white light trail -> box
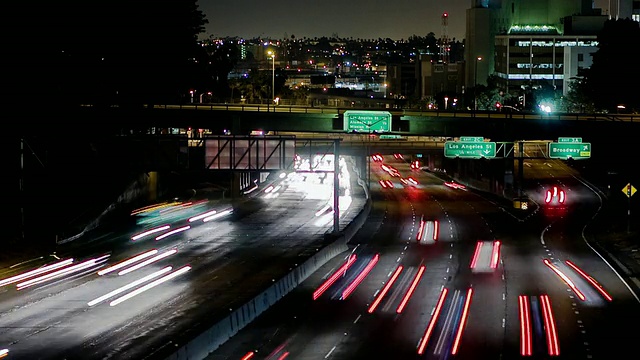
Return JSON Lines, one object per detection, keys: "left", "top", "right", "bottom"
{"left": 88, "top": 266, "right": 173, "bottom": 306}
{"left": 17, "top": 255, "right": 110, "bottom": 290}
{"left": 155, "top": 225, "right": 190, "bottom": 241}
{"left": 131, "top": 225, "right": 170, "bottom": 241}
{"left": 117, "top": 249, "right": 178, "bottom": 276}
{"left": 0, "top": 258, "right": 74, "bottom": 287}
{"left": 202, "top": 209, "right": 233, "bottom": 222}
{"left": 188, "top": 210, "right": 217, "bottom": 222}
{"left": 97, "top": 249, "right": 159, "bottom": 276}
{"left": 110, "top": 265, "right": 191, "bottom": 306}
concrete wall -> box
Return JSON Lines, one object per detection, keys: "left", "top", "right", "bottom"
{"left": 162, "top": 161, "right": 372, "bottom": 360}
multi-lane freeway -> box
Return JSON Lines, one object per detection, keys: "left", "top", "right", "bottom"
{"left": 209, "top": 155, "right": 640, "bottom": 359}
{"left": 0, "top": 162, "right": 366, "bottom": 360}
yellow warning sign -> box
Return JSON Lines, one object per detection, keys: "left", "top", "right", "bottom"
{"left": 622, "top": 183, "right": 637, "bottom": 198}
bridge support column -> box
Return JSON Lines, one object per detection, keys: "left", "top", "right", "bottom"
{"left": 333, "top": 140, "right": 340, "bottom": 234}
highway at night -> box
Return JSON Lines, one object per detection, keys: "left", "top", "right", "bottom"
{"left": 0, "top": 160, "right": 366, "bottom": 360}
{"left": 210, "top": 155, "right": 640, "bottom": 360}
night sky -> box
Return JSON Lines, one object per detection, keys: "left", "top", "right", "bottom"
{"left": 199, "top": 0, "right": 471, "bottom": 41}
{"left": 199, "top": 0, "right": 612, "bottom": 41}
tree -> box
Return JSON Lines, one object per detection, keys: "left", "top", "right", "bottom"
{"left": 585, "top": 18, "right": 640, "bottom": 112}
{"left": 10, "top": 0, "right": 209, "bottom": 107}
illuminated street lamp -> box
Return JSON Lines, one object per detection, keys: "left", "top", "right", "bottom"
{"left": 474, "top": 56, "right": 482, "bottom": 111}
{"left": 267, "top": 50, "right": 275, "bottom": 107}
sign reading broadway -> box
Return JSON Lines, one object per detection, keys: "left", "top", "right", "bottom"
{"left": 548, "top": 142, "right": 591, "bottom": 160}
{"left": 343, "top": 110, "right": 392, "bottom": 133}
{"left": 444, "top": 141, "right": 497, "bottom": 159}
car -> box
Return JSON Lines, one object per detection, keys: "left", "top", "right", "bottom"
{"left": 544, "top": 185, "right": 566, "bottom": 205}
{"left": 416, "top": 216, "right": 439, "bottom": 244}
{"left": 379, "top": 179, "right": 394, "bottom": 188}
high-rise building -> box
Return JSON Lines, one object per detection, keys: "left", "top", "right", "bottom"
{"left": 465, "top": 0, "right": 608, "bottom": 96}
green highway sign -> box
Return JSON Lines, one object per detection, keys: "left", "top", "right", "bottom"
{"left": 558, "top": 137, "right": 582, "bottom": 143}
{"left": 460, "top": 136, "right": 484, "bottom": 142}
{"left": 548, "top": 142, "right": 591, "bottom": 159}
{"left": 444, "top": 141, "right": 497, "bottom": 159}
{"left": 344, "top": 110, "right": 392, "bottom": 133}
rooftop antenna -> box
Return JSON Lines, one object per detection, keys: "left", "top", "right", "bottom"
{"left": 440, "top": 12, "right": 450, "bottom": 63}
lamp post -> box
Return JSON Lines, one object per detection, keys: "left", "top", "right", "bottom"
{"left": 268, "top": 50, "right": 275, "bottom": 108}
{"left": 474, "top": 56, "right": 482, "bottom": 111}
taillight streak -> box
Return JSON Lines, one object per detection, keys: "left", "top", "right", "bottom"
{"left": 0, "top": 258, "right": 74, "bottom": 287}
{"left": 396, "top": 265, "right": 425, "bottom": 313}
{"left": 565, "top": 260, "right": 613, "bottom": 301}
{"left": 540, "top": 295, "right": 560, "bottom": 356}
{"left": 313, "top": 254, "right": 356, "bottom": 300}
{"left": 368, "top": 265, "right": 403, "bottom": 313}
{"left": 432, "top": 220, "right": 439, "bottom": 241}
{"left": 342, "top": 254, "right": 379, "bottom": 300}
{"left": 240, "top": 351, "right": 255, "bottom": 360}
{"left": 470, "top": 242, "right": 482, "bottom": 269}
{"left": 490, "top": 241, "right": 501, "bottom": 269}
{"left": 417, "top": 287, "right": 449, "bottom": 355}
{"left": 416, "top": 220, "right": 425, "bottom": 242}
{"left": 543, "top": 259, "right": 585, "bottom": 300}
{"left": 451, "top": 288, "right": 473, "bottom": 355}
{"left": 519, "top": 295, "right": 533, "bottom": 356}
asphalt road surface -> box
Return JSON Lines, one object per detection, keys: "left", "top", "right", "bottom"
{"left": 209, "top": 156, "right": 640, "bottom": 360}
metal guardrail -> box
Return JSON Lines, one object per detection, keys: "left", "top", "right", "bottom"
{"left": 147, "top": 103, "right": 639, "bottom": 122}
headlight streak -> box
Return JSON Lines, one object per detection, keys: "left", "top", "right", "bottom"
{"left": 117, "top": 248, "right": 178, "bottom": 276}
{"left": 396, "top": 265, "right": 426, "bottom": 314}
{"left": 540, "top": 294, "right": 560, "bottom": 356}
{"left": 417, "top": 287, "right": 449, "bottom": 355}
{"left": 131, "top": 225, "right": 171, "bottom": 241}
{"left": 0, "top": 258, "right": 74, "bottom": 287}
{"left": 564, "top": 260, "right": 613, "bottom": 301}
{"left": 433, "top": 289, "right": 462, "bottom": 355}
{"left": 109, "top": 265, "right": 191, "bottom": 306}
{"left": 519, "top": 295, "right": 533, "bottom": 356}
{"left": 0, "top": 349, "right": 8, "bottom": 358}
{"left": 88, "top": 266, "right": 173, "bottom": 306}
{"left": 155, "top": 225, "right": 190, "bottom": 241}
{"left": 17, "top": 255, "right": 110, "bottom": 290}
{"left": 97, "top": 249, "right": 159, "bottom": 276}
{"left": 367, "top": 265, "right": 403, "bottom": 314}
{"left": 543, "top": 259, "right": 585, "bottom": 301}
{"left": 451, "top": 288, "right": 473, "bottom": 355}
{"left": 188, "top": 210, "right": 217, "bottom": 222}
{"left": 313, "top": 254, "right": 356, "bottom": 300}
{"left": 202, "top": 209, "right": 233, "bottom": 222}
{"left": 341, "top": 254, "right": 379, "bottom": 300}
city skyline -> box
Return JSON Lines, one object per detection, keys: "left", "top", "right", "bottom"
{"left": 199, "top": 0, "right": 469, "bottom": 41}
{"left": 200, "top": 0, "right": 615, "bottom": 41}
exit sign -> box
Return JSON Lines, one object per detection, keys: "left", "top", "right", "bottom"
{"left": 548, "top": 142, "right": 591, "bottom": 159}
{"left": 558, "top": 137, "right": 582, "bottom": 143}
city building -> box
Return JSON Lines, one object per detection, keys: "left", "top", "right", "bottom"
{"left": 465, "top": 0, "right": 608, "bottom": 97}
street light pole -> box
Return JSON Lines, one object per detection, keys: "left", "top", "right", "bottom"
{"left": 268, "top": 51, "right": 275, "bottom": 109}
{"left": 474, "top": 56, "right": 482, "bottom": 111}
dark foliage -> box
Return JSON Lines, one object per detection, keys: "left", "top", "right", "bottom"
{"left": 6, "top": 0, "right": 208, "bottom": 108}
{"left": 585, "top": 19, "right": 640, "bottom": 112}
